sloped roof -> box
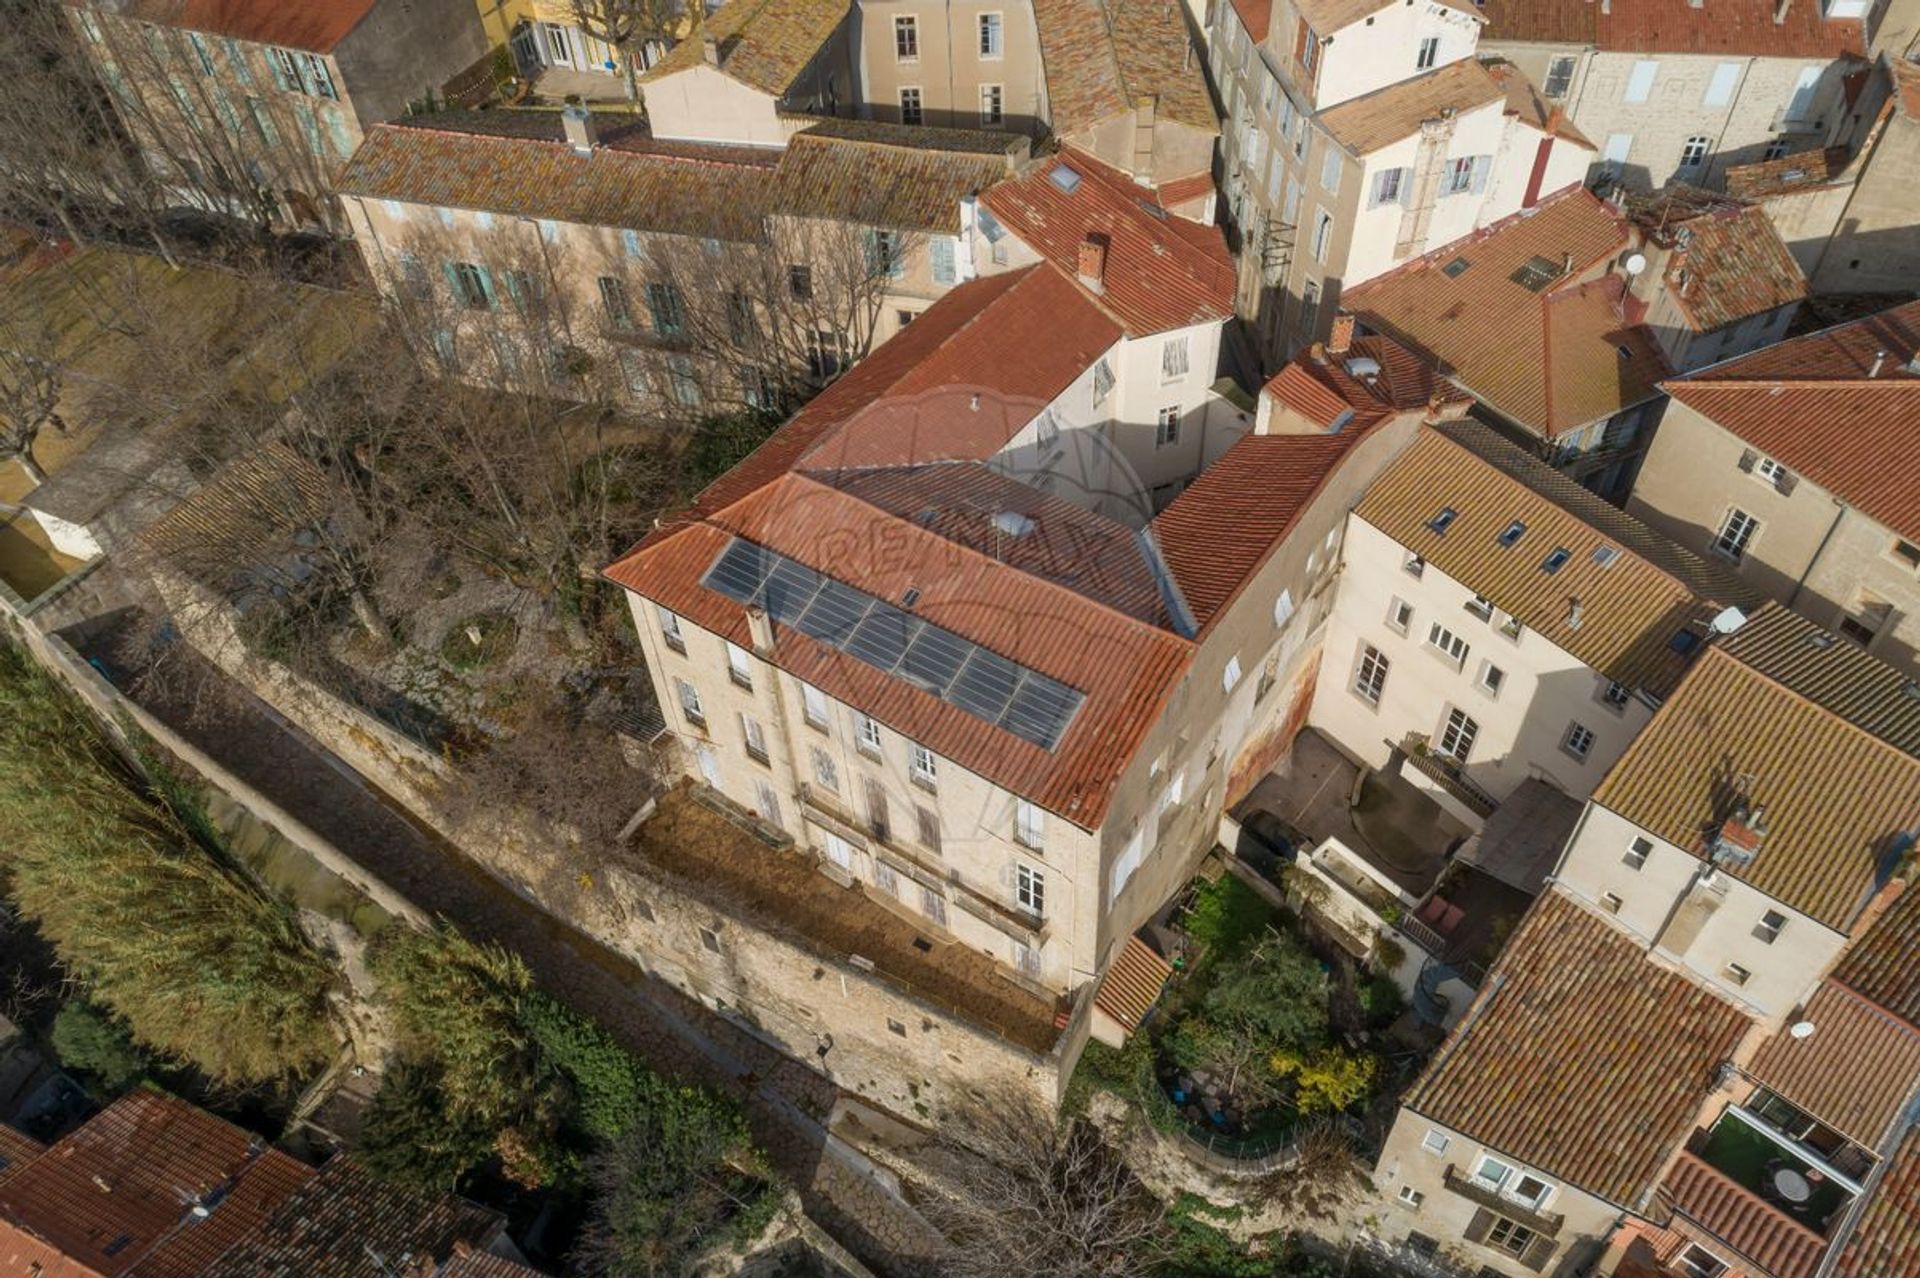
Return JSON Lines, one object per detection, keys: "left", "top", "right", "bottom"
{"left": 1724, "top": 146, "right": 1850, "bottom": 199}
{"left": 1345, "top": 188, "right": 1670, "bottom": 436}
{"left": 1477, "top": 0, "right": 1865, "bottom": 58}
{"left": 604, "top": 267, "right": 1192, "bottom": 827}
{"left": 1663, "top": 300, "right": 1920, "bottom": 544}
{"left": 335, "top": 117, "right": 779, "bottom": 242}
{"left": 1650, "top": 204, "right": 1808, "bottom": 333}
{"left": 1661, "top": 1153, "right": 1829, "bottom": 1278}
{"left": 776, "top": 121, "right": 1019, "bottom": 233}
{"left": 1746, "top": 981, "right": 1920, "bottom": 1147}
{"left": 1093, "top": 935, "right": 1173, "bottom": 1031}
{"left": 1297, "top": 0, "right": 1480, "bottom": 34}
{"left": 199, "top": 1155, "right": 500, "bottom": 1277}
{"left": 1486, "top": 60, "right": 1595, "bottom": 149}
{"left": 1407, "top": 891, "right": 1752, "bottom": 1208}
{"left": 1715, "top": 604, "right": 1920, "bottom": 756}
{"left": 1319, "top": 60, "right": 1507, "bottom": 156}
{"left": 0, "top": 1091, "right": 313, "bottom": 1278}
{"left": 93, "top": 0, "right": 380, "bottom": 53}
{"left": 642, "top": 0, "right": 851, "bottom": 94}
{"left": 1152, "top": 431, "right": 1370, "bottom": 630}
{"left": 1591, "top": 645, "right": 1920, "bottom": 930}
{"left": 980, "top": 149, "right": 1236, "bottom": 337}
{"left": 1262, "top": 333, "right": 1453, "bottom": 430}
{"left": 1832, "top": 1122, "right": 1920, "bottom": 1278}
{"left": 1032, "top": 0, "right": 1217, "bottom": 138}
{"left": 1834, "top": 882, "right": 1920, "bottom": 1027}
{"left": 0, "top": 1128, "right": 41, "bottom": 1192}
{"left": 441, "top": 1249, "right": 549, "bottom": 1277}
{"left": 1354, "top": 422, "right": 1747, "bottom": 697}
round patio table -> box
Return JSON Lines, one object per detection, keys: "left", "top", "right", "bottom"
{"left": 1773, "top": 1168, "right": 1813, "bottom": 1204}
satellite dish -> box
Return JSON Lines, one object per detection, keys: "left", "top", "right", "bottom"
{"left": 1790, "top": 1020, "right": 1816, "bottom": 1040}
{"left": 1710, "top": 606, "right": 1749, "bottom": 635}
{"left": 1623, "top": 251, "right": 1648, "bottom": 276}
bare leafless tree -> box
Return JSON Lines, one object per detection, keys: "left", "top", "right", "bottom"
{"left": 920, "top": 1097, "right": 1171, "bottom": 1278}
{"left": 569, "top": 0, "right": 691, "bottom": 100}
{"left": 0, "top": 325, "right": 68, "bottom": 488}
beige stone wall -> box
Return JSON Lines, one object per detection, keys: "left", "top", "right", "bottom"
{"left": 1810, "top": 114, "right": 1920, "bottom": 294}
{"left": 855, "top": 0, "right": 1045, "bottom": 135}
{"left": 1629, "top": 399, "right": 1920, "bottom": 679}
{"left": 1371, "top": 1110, "right": 1619, "bottom": 1278}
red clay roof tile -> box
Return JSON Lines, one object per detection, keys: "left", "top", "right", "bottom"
{"left": 1662, "top": 1152, "right": 1829, "bottom": 1278}
{"left": 1479, "top": 0, "right": 1865, "bottom": 58}
{"left": 1832, "top": 1122, "right": 1920, "bottom": 1278}
{"left": 1746, "top": 981, "right": 1920, "bottom": 1148}
{"left": 97, "top": 0, "right": 381, "bottom": 53}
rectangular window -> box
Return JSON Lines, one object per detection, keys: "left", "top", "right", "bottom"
{"left": 753, "top": 778, "right": 780, "bottom": 824}
{"left": 1703, "top": 62, "right": 1741, "bottom": 108}
{"left": 246, "top": 97, "right": 280, "bottom": 147}
{"left": 268, "top": 46, "right": 300, "bottom": 91}
{"left": 741, "top": 712, "right": 768, "bottom": 763}
{"left": 1714, "top": 508, "right": 1759, "bottom": 560}
{"left": 921, "top": 883, "right": 948, "bottom": 925}
{"left": 1465, "top": 594, "right": 1494, "bottom": 622}
{"left": 675, "top": 678, "right": 705, "bottom": 727}
{"left": 917, "top": 805, "right": 941, "bottom": 853}
{"left": 1155, "top": 406, "right": 1180, "bottom": 448}
{"left": 1403, "top": 552, "right": 1425, "bottom": 578}
{"left": 1016, "top": 799, "right": 1045, "bottom": 850}
{"left": 1300, "top": 279, "right": 1320, "bottom": 332}
{"left": 1786, "top": 65, "right": 1821, "bottom": 121}
{"left": 855, "top": 713, "right": 882, "bottom": 756}
{"left": 446, "top": 261, "right": 495, "bottom": 311}
{"left": 639, "top": 282, "right": 683, "bottom": 337}
{"left": 1354, "top": 644, "right": 1389, "bottom": 705}
{"left": 811, "top": 746, "right": 838, "bottom": 793}
{"left": 788, "top": 264, "right": 812, "bottom": 299}
{"left": 1563, "top": 722, "right": 1596, "bottom": 761}
{"left": 894, "top": 15, "right": 917, "bottom": 59}
{"left": 1601, "top": 680, "right": 1631, "bottom": 710}
{"left": 1399, "top": 1185, "right": 1424, "bottom": 1206}
{"left": 1601, "top": 892, "right": 1623, "bottom": 914}
{"left": 1426, "top": 623, "right": 1469, "bottom": 669}
{"left": 1016, "top": 863, "right": 1045, "bottom": 916}
{"left": 801, "top": 683, "right": 829, "bottom": 730}
{"left": 1544, "top": 54, "right": 1574, "bottom": 98}
{"left": 1298, "top": 20, "right": 1320, "bottom": 73}
{"left": 1312, "top": 211, "right": 1334, "bottom": 262}
{"left": 301, "top": 52, "right": 336, "bottom": 99}
{"left": 1488, "top": 1217, "right": 1536, "bottom": 1256}
{"left": 1444, "top": 155, "right": 1476, "bottom": 195}
{"left": 980, "top": 83, "right": 1003, "bottom": 126}
{"left": 1754, "top": 909, "right": 1787, "bottom": 944}
{"left": 1416, "top": 35, "right": 1439, "bottom": 69}
{"left": 979, "top": 12, "right": 1003, "bottom": 57}
{"left": 1679, "top": 134, "right": 1710, "bottom": 173}
{"left": 1386, "top": 598, "right": 1414, "bottom": 635}
{"left": 1753, "top": 455, "right": 1790, "bottom": 487}
{"left": 1478, "top": 662, "right": 1505, "bottom": 698}
{"left": 873, "top": 860, "right": 899, "bottom": 895}
{"left": 899, "top": 87, "right": 923, "bottom": 125}
{"left": 1369, "top": 167, "right": 1404, "bottom": 209}
{"left": 1161, "top": 335, "right": 1190, "bottom": 381}
{"left": 1603, "top": 133, "right": 1633, "bottom": 176}
{"left": 1438, "top": 708, "right": 1478, "bottom": 761}
{"left": 667, "top": 354, "right": 700, "bottom": 406}
{"left": 930, "top": 237, "right": 957, "bottom": 285}
{"left": 656, "top": 606, "right": 685, "bottom": 653}
{"left": 1679, "top": 1245, "right": 1729, "bottom": 1278}
{"left": 1319, "top": 146, "right": 1342, "bottom": 192}
{"left": 1725, "top": 962, "right": 1752, "bottom": 987}
{"left": 598, "top": 277, "right": 634, "bottom": 329}
{"left": 1624, "top": 59, "right": 1659, "bottom": 104}
{"left": 911, "top": 744, "right": 937, "bottom": 787}
{"left": 1625, "top": 836, "right": 1652, "bottom": 870}
{"left": 823, "top": 832, "right": 854, "bottom": 870}
{"left": 864, "top": 775, "right": 890, "bottom": 841}
{"left": 1422, "top": 1129, "right": 1450, "bottom": 1156}
{"left": 726, "top": 640, "right": 752, "bottom": 689}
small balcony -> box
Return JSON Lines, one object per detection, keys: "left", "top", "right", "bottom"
{"left": 1395, "top": 732, "right": 1498, "bottom": 820}
{"left": 1442, "top": 1164, "right": 1565, "bottom": 1236}
{"left": 1690, "top": 1106, "right": 1862, "bottom": 1236}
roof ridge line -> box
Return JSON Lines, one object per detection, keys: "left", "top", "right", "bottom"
{"left": 1709, "top": 640, "right": 1920, "bottom": 773}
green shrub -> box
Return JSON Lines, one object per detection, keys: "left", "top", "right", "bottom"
{"left": 1182, "top": 874, "right": 1276, "bottom": 958}
{"left": 1357, "top": 974, "right": 1405, "bottom": 1029}
{"left": 1167, "top": 933, "right": 1330, "bottom": 1113}
{"left": 50, "top": 1001, "right": 148, "bottom": 1092}
{"left": 678, "top": 409, "right": 783, "bottom": 497}
{"left": 522, "top": 990, "right": 661, "bottom": 1143}
{"left": 359, "top": 1059, "right": 498, "bottom": 1190}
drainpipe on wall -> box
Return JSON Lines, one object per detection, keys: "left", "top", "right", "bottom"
{"left": 1787, "top": 496, "right": 1849, "bottom": 608}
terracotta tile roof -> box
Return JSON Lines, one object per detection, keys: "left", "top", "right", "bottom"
{"left": 1262, "top": 334, "right": 1457, "bottom": 429}
{"left": 199, "top": 1154, "right": 500, "bottom": 1277}
{"left": 1319, "top": 60, "right": 1507, "bottom": 156}
{"left": 1661, "top": 1152, "right": 1829, "bottom": 1278}
{"left": 1833, "top": 1122, "right": 1920, "bottom": 1278}
{"left": 980, "top": 149, "right": 1235, "bottom": 337}
{"left": 1227, "top": 0, "right": 1272, "bottom": 42}
{"left": 0, "top": 1091, "right": 312, "bottom": 1278}
{"left": 1486, "top": 60, "right": 1595, "bottom": 149}
{"left": 1297, "top": 0, "right": 1479, "bottom": 34}
{"left": 1354, "top": 422, "right": 1747, "bottom": 697}
{"left": 1478, "top": 0, "right": 1865, "bottom": 58}
{"left": 1662, "top": 300, "right": 1920, "bottom": 544}
{"left": 1647, "top": 204, "right": 1807, "bottom": 334}
{"left": 1345, "top": 189, "right": 1669, "bottom": 436}
{"left": 1032, "top": 0, "right": 1217, "bottom": 138}
{"left": 335, "top": 119, "right": 778, "bottom": 241}
{"left": 0, "top": 1129, "right": 42, "bottom": 1191}
{"left": 1093, "top": 935, "right": 1173, "bottom": 1031}
{"left": 1407, "top": 891, "right": 1752, "bottom": 1208}
{"left": 1724, "top": 146, "right": 1851, "bottom": 199}
{"left": 1152, "top": 431, "right": 1370, "bottom": 629}
{"left": 1715, "top": 605, "right": 1920, "bottom": 757}
{"left": 1746, "top": 981, "right": 1920, "bottom": 1147}
{"left": 1591, "top": 646, "right": 1920, "bottom": 930}
{"left": 1834, "top": 883, "right": 1920, "bottom": 1027}
{"left": 442, "top": 1248, "right": 548, "bottom": 1277}
{"left": 775, "top": 124, "right": 1018, "bottom": 233}
{"left": 92, "top": 0, "right": 380, "bottom": 53}
{"left": 642, "top": 0, "right": 851, "bottom": 94}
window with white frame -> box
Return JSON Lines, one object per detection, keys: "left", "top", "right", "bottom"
{"left": 1625, "top": 835, "right": 1652, "bottom": 869}
{"left": 1725, "top": 962, "right": 1752, "bottom": 986}
{"left": 1753, "top": 454, "right": 1790, "bottom": 487}
{"left": 1013, "top": 939, "right": 1041, "bottom": 977}
{"left": 1416, "top": 35, "right": 1439, "bottom": 69}
{"left": 1488, "top": 1216, "right": 1537, "bottom": 1256}
{"left": 1443, "top": 155, "right": 1478, "bottom": 195}
{"left": 920, "top": 883, "right": 947, "bottom": 925}
{"left": 1015, "top": 799, "right": 1045, "bottom": 849}
{"left": 1319, "top": 145, "right": 1341, "bottom": 191}
{"left": 1601, "top": 679, "right": 1632, "bottom": 710}
{"left": 1714, "top": 508, "right": 1760, "bottom": 560}
{"left": 1354, "top": 644, "right": 1389, "bottom": 705}
{"left": 855, "top": 712, "right": 883, "bottom": 756}
{"left": 1399, "top": 1185, "right": 1425, "bottom": 1206}
{"left": 1403, "top": 551, "right": 1425, "bottom": 578}
{"left": 1222, "top": 655, "right": 1242, "bottom": 692}
{"left": 1312, "top": 211, "right": 1334, "bottom": 261}
{"left": 979, "top": 11, "right": 1003, "bottom": 56}
{"left": 725, "top": 641, "right": 752, "bottom": 689}
{"left": 754, "top": 777, "right": 781, "bottom": 824}
{"left": 874, "top": 860, "right": 899, "bottom": 895}
{"left": 675, "top": 678, "right": 705, "bottom": 727}
{"left": 1161, "top": 335, "right": 1190, "bottom": 381}
{"left": 894, "top": 15, "right": 917, "bottom": 59}
{"left": 1387, "top": 598, "right": 1414, "bottom": 634}
{"left": 1623, "top": 59, "right": 1658, "bottom": 103}
{"left": 1677, "top": 1244, "right": 1729, "bottom": 1278}
{"left": 1563, "top": 721, "right": 1596, "bottom": 761}
{"left": 1426, "top": 622, "right": 1469, "bottom": 668}
{"left": 910, "top": 743, "right": 937, "bottom": 787}
{"left": 811, "top": 746, "right": 838, "bottom": 792}
{"left": 1369, "top": 167, "right": 1405, "bottom": 209}
{"left": 1274, "top": 589, "right": 1296, "bottom": 627}
{"left": 1016, "top": 863, "right": 1045, "bottom": 915}
{"left": 1678, "top": 134, "right": 1710, "bottom": 173}
{"left": 899, "top": 86, "right": 923, "bottom": 124}
{"left": 1601, "top": 891, "right": 1623, "bottom": 914}
{"left": 1438, "top": 708, "right": 1478, "bottom": 761}
{"left": 741, "top": 712, "right": 768, "bottom": 763}
{"left": 1156, "top": 406, "right": 1181, "bottom": 448}
{"left": 823, "top": 831, "right": 854, "bottom": 869}
{"left": 1421, "top": 1129, "right": 1450, "bottom": 1156}
{"left": 1477, "top": 662, "right": 1505, "bottom": 698}
{"left": 979, "top": 83, "right": 1003, "bottom": 126}
{"left": 801, "top": 683, "right": 829, "bottom": 729}
{"left": 1543, "top": 54, "right": 1573, "bottom": 98}
{"left": 657, "top": 605, "right": 685, "bottom": 653}
{"left": 917, "top": 805, "right": 941, "bottom": 853}
{"left": 1465, "top": 594, "right": 1495, "bottom": 622}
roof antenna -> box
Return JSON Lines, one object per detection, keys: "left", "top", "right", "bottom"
{"left": 1870, "top": 349, "right": 1887, "bottom": 378}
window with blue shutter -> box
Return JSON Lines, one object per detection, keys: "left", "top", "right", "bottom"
{"left": 622, "top": 228, "right": 643, "bottom": 258}
{"left": 646, "top": 282, "right": 685, "bottom": 336}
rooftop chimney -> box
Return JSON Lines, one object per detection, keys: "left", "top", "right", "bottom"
{"left": 1566, "top": 598, "right": 1584, "bottom": 630}
{"left": 561, "top": 103, "right": 595, "bottom": 156}
{"left": 1870, "top": 349, "right": 1887, "bottom": 378}
{"left": 747, "top": 606, "right": 774, "bottom": 655}
{"left": 1077, "top": 234, "right": 1108, "bottom": 292}
{"left": 702, "top": 32, "right": 721, "bottom": 65}
{"left": 1328, "top": 313, "right": 1356, "bottom": 355}
{"left": 1711, "top": 804, "right": 1767, "bottom": 868}
{"left": 1775, "top": 0, "right": 1793, "bottom": 22}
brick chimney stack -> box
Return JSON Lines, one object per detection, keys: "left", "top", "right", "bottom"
{"left": 1077, "top": 234, "right": 1108, "bottom": 293}
{"left": 1327, "top": 313, "right": 1356, "bottom": 355}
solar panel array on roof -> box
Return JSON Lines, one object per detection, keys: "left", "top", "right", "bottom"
{"left": 701, "top": 538, "right": 1086, "bottom": 750}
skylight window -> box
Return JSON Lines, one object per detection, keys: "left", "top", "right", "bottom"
{"left": 1497, "top": 520, "right": 1527, "bottom": 548}
{"left": 1048, "top": 164, "right": 1083, "bottom": 194}
{"left": 1670, "top": 629, "right": 1701, "bottom": 655}
{"left": 1511, "top": 255, "right": 1564, "bottom": 292}
{"left": 1540, "top": 547, "right": 1572, "bottom": 574}
{"left": 1442, "top": 256, "right": 1471, "bottom": 278}
{"left": 1428, "top": 507, "right": 1458, "bottom": 535}
{"left": 1591, "top": 545, "right": 1620, "bottom": 567}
